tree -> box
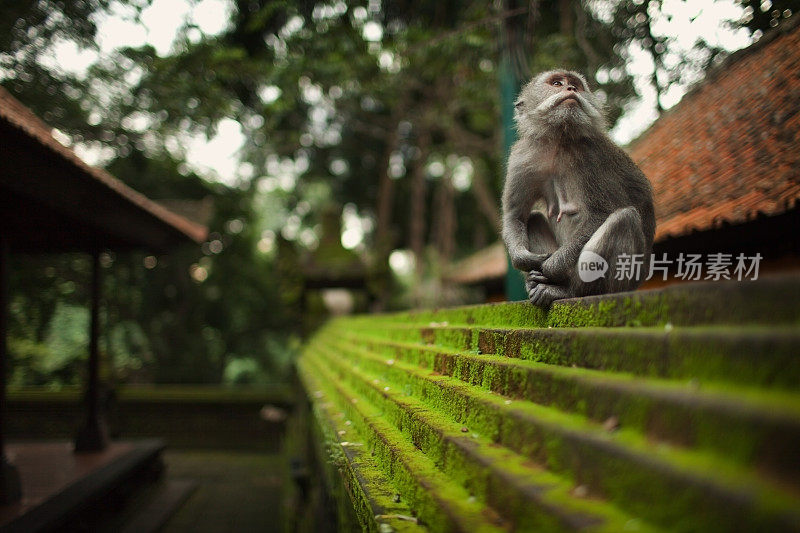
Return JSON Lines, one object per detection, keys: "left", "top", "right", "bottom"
{"left": 8, "top": 0, "right": 770, "bottom": 383}
{"left": 0, "top": 0, "right": 145, "bottom": 138}
{"left": 735, "top": 0, "right": 799, "bottom": 33}
{"left": 606, "top": 0, "right": 797, "bottom": 122}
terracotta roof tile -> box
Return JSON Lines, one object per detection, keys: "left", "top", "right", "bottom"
{"left": 630, "top": 19, "right": 800, "bottom": 241}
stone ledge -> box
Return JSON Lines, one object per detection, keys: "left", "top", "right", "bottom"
{"left": 300, "top": 275, "right": 800, "bottom": 531}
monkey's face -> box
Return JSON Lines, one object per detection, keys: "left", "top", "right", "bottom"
{"left": 514, "top": 70, "right": 606, "bottom": 138}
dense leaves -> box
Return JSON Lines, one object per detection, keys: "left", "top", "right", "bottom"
{"left": 3, "top": 0, "right": 780, "bottom": 384}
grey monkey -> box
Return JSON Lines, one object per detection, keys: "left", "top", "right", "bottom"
{"left": 501, "top": 69, "right": 655, "bottom": 307}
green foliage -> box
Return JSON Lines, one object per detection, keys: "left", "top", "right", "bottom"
{"left": 43, "top": 302, "right": 89, "bottom": 373}
{"left": 223, "top": 357, "right": 268, "bottom": 385}
{"left": 108, "top": 320, "right": 151, "bottom": 380}
{"left": 3, "top": 0, "right": 778, "bottom": 384}
{"left": 0, "top": 0, "right": 147, "bottom": 137}
{"left": 7, "top": 303, "right": 90, "bottom": 388}
{"left": 7, "top": 338, "right": 54, "bottom": 388}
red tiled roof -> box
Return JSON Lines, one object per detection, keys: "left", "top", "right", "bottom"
{"left": 629, "top": 18, "right": 800, "bottom": 241}
{"left": 0, "top": 86, "right": 207, "bottom": 246}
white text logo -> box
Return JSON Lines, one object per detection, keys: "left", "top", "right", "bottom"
{"left": 578, "top": 251, "right": 609, "bottom": 282}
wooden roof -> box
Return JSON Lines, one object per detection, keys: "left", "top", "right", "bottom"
{"left": 0, "top": 86, "right": 207, "bottom": 253}
{"left": 445, "top": 242, "right": 507, "bottom": 286}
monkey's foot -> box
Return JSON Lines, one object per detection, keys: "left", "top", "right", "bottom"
{"left": 528, "top": 283, "right": 570, "bottom": 308}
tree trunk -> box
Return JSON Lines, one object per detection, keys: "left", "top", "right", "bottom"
{"left": 375, "top": 126, "right": 400, "bottom": 251}
{"left": 558, "top": 0, "right": 574, "bottom": 36}
{"left": 409, "top": 130, "right": 431, "bottom": 277}
{"left": 431, "top": 172, "right": 456, "bottom": 265}
{"left": 469, "top": 169, "right": 502, "bottom": 234}
{"left": 371, "top": 103, "right": 406, "bottom": 311}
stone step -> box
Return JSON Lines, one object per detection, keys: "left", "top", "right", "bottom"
{"left": 305, "top": 333, "right": 800, "bottom": 532}
{"left": 330, "top": 330, "right": 800, "bottom": 486}
{"left": 300, "top": 348, "right": 651, "bottom": 532}
{"left": 549, "top": 275, "right": 800, "bottom": 327}
{"left": 338, "top": 324, "right": 800, "bottom": 390}
{"left": 299, "top": 356, "right": 508, "bottom": 532}
{"left": 301, "top": 363, "right": 429, "bottom": 533}
{"left": 301, "top": 276, "right": 800, "bottom": 530}
{"left": 347, "top": 275, "right": 800, "bottom": 329}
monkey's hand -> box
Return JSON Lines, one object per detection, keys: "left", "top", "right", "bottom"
{"left": 510, "top": 250, "right": 551, "bottom": 272}
{"left": 527, "top": 270, "right": 550, "bottom": 284}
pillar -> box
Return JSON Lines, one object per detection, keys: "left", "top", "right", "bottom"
{"left": 0, "top": 235, "right": 21, "bottom": 503}
{"left": 74, "top": 250, "right": 109, "bottom": 452}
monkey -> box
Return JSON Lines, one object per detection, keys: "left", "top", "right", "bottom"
{"left": 501, "top": 69, "right": 655, "bottom": 307}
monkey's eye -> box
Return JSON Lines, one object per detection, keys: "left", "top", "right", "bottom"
{"left": 514, "top": 101, "right": 523, "bottom": 108}
{"left": 551, "top": 80, "right": 563, "bottom": 87}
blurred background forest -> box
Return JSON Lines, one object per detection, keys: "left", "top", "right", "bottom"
{"left": 1, "top": 0, "right": 795, "bottom": 387}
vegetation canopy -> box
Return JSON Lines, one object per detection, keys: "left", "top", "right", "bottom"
{"left": 1, "top": 0, "right": 792, "bottom": 385}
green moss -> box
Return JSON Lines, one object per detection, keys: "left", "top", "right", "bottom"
{"left": 344, "top": 323, "right": 800, "bottom": 391}
{"left": 545, "top": 298, "right": 617, "bottom": 327}
{"left": 301, "top": 278, "right": 800, "bottom": 531}
{"left": 303, "top": 330, "right": 800, "bottom": 532}
{"left": 299, "top": 356, "right": 505, "bottom": 532}
{"left": 305, "top": 345, "right": 647, "bottom": 532}
{"left": 326, "top": 327, "right": 800, "bottom": 473}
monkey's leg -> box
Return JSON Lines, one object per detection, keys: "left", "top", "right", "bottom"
{"left": 507, "top": 212, "right": 554, "bottom": 273}
{"left": 526, "top": 212, "right": 558, "bottom": 254}
{"left": 578, "top": 206, "right": 647, "bottom": 296}
{"left": 531, "top": 207, "right": 646, "bottom": 306}
{"left": 524, "top": 213, "right": 563, "bottom": 303}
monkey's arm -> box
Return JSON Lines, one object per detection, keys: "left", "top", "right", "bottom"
{"left": 501, "top": 160, "right": 550, "bottom": 272}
